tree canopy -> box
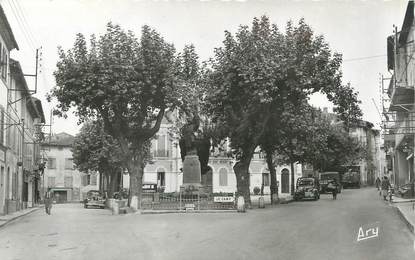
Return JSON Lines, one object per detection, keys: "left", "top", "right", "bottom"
{"left": 204, "top": 16, "right": 362, "bottom": 204}
{"left": 50, "top": 23, "right": 188, "bottom": 206}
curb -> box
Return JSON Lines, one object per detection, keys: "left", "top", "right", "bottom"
{"left": 395, "top": 206, "right": 415, "bottom": 235}
{"left": 391, "top": 199, "right": 415, "bottom": 204}
{"left": 140, "top": 209, "right": 238, "bottom": 214}
{"left": 0, "top": 207, "right": 41, "bottom": 229}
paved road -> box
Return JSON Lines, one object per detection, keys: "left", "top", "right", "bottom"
{"left": 0, "top": 188, "right": 414, "bottom": 260}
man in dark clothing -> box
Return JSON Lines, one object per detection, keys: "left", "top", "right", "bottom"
{"left": 375, "top": 177, "right": 381, "bottom": 191}
{"left": 380, "top": 176, "right": 391, "bottom": 201}
{"left": 44, "top": 190, "right": 53, "bottom": 215}
{"left": 328, "top": 179, "right": 338, "bottom": 200}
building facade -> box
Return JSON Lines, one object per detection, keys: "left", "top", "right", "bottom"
{"left": 384, "top": 0, "right": 415, "bottom": 188}
{"left": 41, "top": 133, "right": 99, "bottom": 203}
{"left": 0, "top": 4, "right": 46, "bottom": 215}
{"left": 348, "top": 121, "right": 381, "bottom": 186}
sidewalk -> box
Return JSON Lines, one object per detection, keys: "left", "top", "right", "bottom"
{"left": 391, "top": 194, "right": 415, "bottom": 204}
{"left": 395, "top": 202, "right": 415, "bottom": 234}
{"left": 0, "top": 206, "right": 41, "bottom": 228}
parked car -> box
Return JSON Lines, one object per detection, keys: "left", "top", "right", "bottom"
{"left": 319, "top": 172, "right": 342, "bottom": 193}
{"left": 294, "top": 177, "right": 320, "bottom": 201}
{"left": 84, "top": 190, "right": 106, "bottom": 209}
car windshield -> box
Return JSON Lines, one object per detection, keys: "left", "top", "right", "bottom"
{"left": 88, "top": 191, "right": 101, "bottom": 197}
{"left": 320, "top": 174, "right": 338, "bottom": 180}
{"left": 298, "top": 179, "right": 314, "bottom": 186}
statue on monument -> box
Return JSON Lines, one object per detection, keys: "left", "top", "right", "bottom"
{"left": 182, "top": 115, "right": 200, "bottom": 156}
{"left": 179, "top": 114, "right": 212, "bottom": 191}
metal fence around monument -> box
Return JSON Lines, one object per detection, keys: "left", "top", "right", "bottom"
{"left": 140, "top": 192, "right": 236, "bottom": 211}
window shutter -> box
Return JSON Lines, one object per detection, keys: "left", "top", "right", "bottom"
{"left": 81, "top": 175, "right": 86, "bottom": 186}
{"left": 91, "top": 174, "right": 97, "bottom": 185}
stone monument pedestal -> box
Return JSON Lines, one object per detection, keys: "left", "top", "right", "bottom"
{"left": 182, "top": 154, "right": 202, "bottom": 190}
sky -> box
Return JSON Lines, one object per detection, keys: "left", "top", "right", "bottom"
{"left": 0, "top": 0, "right": 410, "bottom": 136}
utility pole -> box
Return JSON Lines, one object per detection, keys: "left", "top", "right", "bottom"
{"left": 23, "top": 48, "right": 39, "bottom": 94}
{"left": 20, "top": 118, "right": 24, "bottom": 208}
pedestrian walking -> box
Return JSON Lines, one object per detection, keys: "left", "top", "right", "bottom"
{"left": 44, "top": 190, "right": 53, "bottom": 215}
{"left": 327, "top": 179, "right": 338, "bottom": 200}
{"left": 375, "top": 177, "right": 381, "bottom": 191}
{"left": 380, "top": 176, "right": 391, "bottom": 201}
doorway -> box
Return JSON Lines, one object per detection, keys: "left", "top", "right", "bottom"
{"left": 281, "top": 168, "right": 290, "bottom": 193}
{"left": 53, "top": 190, "right": 67, "bottom": 203}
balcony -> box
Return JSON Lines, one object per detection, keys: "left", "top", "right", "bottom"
{"left": 389, "top": 75, "right": 414, "bottom": 112}
{"left": 390, "top": 86, "right": 414, "bottom": 111}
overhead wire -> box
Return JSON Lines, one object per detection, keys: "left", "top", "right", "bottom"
{"left": 5, "top": 0, "right": 35, "bottom": 50}
{"left": 12, "top": 0, "right": 38, "bottom": 46}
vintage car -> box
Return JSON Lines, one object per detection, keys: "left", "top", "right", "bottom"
{"left": 84, "top": 190, "right": 106, "bottom": 209}
{"left": 319, "top": 172, "right": 342, "bottom": 194}
{"left": 294, "top": 177, "right": 320, "bottom": 201}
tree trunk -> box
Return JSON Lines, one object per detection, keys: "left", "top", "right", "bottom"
{"left": 233, "top": 147, "right": 255, "bottom": 208}
{"left": 127, "top": 156, "right": 143, "bottom": 209}
{"left": 234, "top": 160, "right": 251, "bottom": 208}
{"left": 99, "top": 172, "right": 103, "bottom": 194}
{"left": 290, "top": 161, "right": 295, "bottom": 196}
{"left": 109, "top": 169, "right": 120, "bottom": 198}
{"left": 266, "top": 152, "right": 278, "bottom": 204}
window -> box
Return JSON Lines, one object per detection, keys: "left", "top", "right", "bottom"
{"left": 154, "top": 135, "right": 168, "bottom": 157}
{"left": 65, "top": 158, "right": 74, "bottom": 170}
{"left": 64, "top": 176, "right": 73, "bottom": 188}
{"left": 262, "top": 172, "right": 270, "bottom": 186}
{"left": 47, "top": 177, "right": 55, "bottom": 187}
{"left": 157, "top": 171, "right": 165, "bottom": 187}
{"left": 219, "top": 168, "right": 228, "bottom": 186}
{"left": 81, "top": 174, "right": 91, "bottom": 186}
{"left": 47, "top": 158, "right": 56, "bottom": 169}
{"left": 91, "top": 174, "right": 97, "bottom": 185}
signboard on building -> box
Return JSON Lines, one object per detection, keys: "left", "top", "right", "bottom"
{"left": 185, "top": 203, "right": 195, "bottom": 211}
{"left": 213, "top": 196, "right": 235, "bottom": 203}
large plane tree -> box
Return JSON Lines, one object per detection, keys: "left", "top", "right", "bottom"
{"left": 50, "top": 23, "right": 188, "bottom": 207}
{"left": 204, "top": 16, "right": 362, "bottom": 205}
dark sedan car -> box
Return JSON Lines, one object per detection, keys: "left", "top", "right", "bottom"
{"left": 294, "top": 177, "right": 320, "bottom": 201}
{"left": 84, "top": 190, "right": 106, "bottom": 209}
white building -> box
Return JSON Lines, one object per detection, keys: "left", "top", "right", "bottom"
{"left": 41, "top": 133, "right": 99, "bottom": 202}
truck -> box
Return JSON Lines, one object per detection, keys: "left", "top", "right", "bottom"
{"left": 341, "top": 170, "right": 361, "bottom": 188}
{"left": 319, "top": 172, "right": 341, "bottom": 194}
